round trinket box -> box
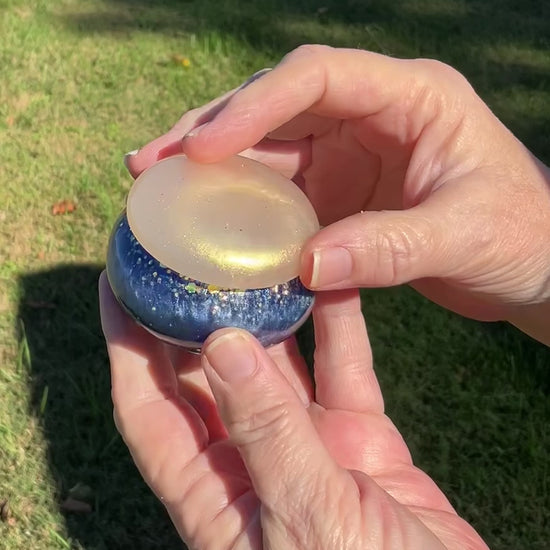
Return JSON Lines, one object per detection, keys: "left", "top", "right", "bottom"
{"left": 106, "top": 154, "right": 319, "bottom": 349}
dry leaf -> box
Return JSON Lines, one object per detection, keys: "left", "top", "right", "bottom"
{"left": 0, "top": 499, "right": 10, "bottom": 522}
{"left": 6, "top": 116, "right": 14, "bottom": 127}
{"left": 51, "top": 199, "right": 77, "bottom": 215}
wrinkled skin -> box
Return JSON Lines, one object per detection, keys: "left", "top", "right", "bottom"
{"left": 127, "top": 45, "right": 550, "bottom": 339}
{"left": 100, "top": 276, "right": 487, "bottom": 549}
{"left": 103, "top": 45, "right": 550, "bottom": 549}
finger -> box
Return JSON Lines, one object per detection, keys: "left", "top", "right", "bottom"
{"left": 350, "top": 471, "right": 457, "bottom": 550}
{"left": 126, "top": 132, "right": 311, "bottom": 188}
{"left": 265, "top": 336, "right": 314, "bottom": 405}
{"left": 169, "top": 335, "right": 314, "bottom": 442}
{"left": 300, "top": 180, "right": 487, "bottom": 290}
{"left": 312, "top": 289, "right": 383, "bottom": 413}
{"left": 266, "top": 111, "right": 333, "bottom": 141}
{"left": 242, "top": 136, "right": 312, "bottom": 179}
{"left": 167, "top": 347, "right": 229, "bottom": 442}
{"left": 125, "top": 69, "right": 274, "bottom": 177}
{"left": 181, "top": 45, "right": 463, "bottom": 162}
{"left": 201, "top": 328, "right": 352, "bottom": 514}
{"left": 163, "top": 440, "right": 260, "bottom": 549}
{"left": 171, "top": 336, "right": 314, "bottom": 404}
{"left": 124, "top": 90, "right": 235, "bottom": 178}
{"left": 99, "top": 272, "right": 208, "bottom": 502}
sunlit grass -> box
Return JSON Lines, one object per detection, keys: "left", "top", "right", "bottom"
{"left": 1, "top": 0, "right": 549, "bottom": 548}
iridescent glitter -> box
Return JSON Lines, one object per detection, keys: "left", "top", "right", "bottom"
{"left": 107, "top": 214, "right": 314, "bottom": 349}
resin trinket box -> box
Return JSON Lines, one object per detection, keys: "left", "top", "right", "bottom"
{"left": 106, "top": 155, "right": 319, "bottom": 349}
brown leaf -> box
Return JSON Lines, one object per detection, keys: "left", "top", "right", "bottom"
{"left": 60, "top": 497, "right": 92, "bottom": 514}
{"left": 0, "top": 499, "right": 10, "bottom": 522}
{"left": 51, "top": 200, "right": 77, "bottom": 216}
{"left": 6, "top": 116, "right": 15, "bottom": 127}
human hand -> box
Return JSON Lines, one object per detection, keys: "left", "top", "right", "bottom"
{"left": 125, "top": 46, "right": 550, "bottom": 343}
{"left": 99, "top": 272, "right": 488, "bottom": 549}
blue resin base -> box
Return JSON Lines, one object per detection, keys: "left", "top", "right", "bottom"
{"left": 106, "top": 213, "right": 315, "bottom": 348}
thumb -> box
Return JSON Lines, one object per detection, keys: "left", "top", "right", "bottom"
{"left": 301, "top": 200, "right": 470, "bottom": 290}
{"left": 201, "top": 329, "right": 351, "bottom": 517}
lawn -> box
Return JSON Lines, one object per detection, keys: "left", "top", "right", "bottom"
{"left": 0, "top": 0, "right": 549, "bottom": 548}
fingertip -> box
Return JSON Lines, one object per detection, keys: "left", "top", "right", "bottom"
{"left": 300, "top": 246, "right": 353, "bottom": 290}
{"left": 181, "top": 124, "right": 246, "bottom": 164}
{"left": 181, "top": 135, "right": 220, "bottom": 163}
{"left": 202, "top": 328, "right": 260, "bottom": 384}
{"left": 123, "top": 148, "right": 143, "bottom": 178}
{"left": 124, "top": 133, "right": 187, "bottom": 178}
{"left": 202, "top": 327, "right": 260, "bottom": 353}
{"left": 299, "top": 246, "right": 316, "bottom": 289}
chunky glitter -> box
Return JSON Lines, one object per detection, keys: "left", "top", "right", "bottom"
{"left": 106, "top": 214, "right": 315, "bottom": 349}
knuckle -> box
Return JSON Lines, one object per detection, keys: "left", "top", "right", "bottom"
{"left": 175, "top": 105, "right": 200, "bottom": 124}
{"left": 229, "top": 400, "right": 293, "bottom": 447}
{"left": 414, "top": 58, "right": 474, "bottom": 99}
{"left": 173, "top": 106, "right": 205, "bottom": 131}
{"left": 287, "top": 43, "right": 332, "bottom": 60}
{"left": 375, "top": 228, "right": 413, "bottom": 285}
{"left": 416, "top": 58, "right": 464, "bottom": 83}
{"left": 374, "top": 219, "right": 432, "bottom": 284}
{"left": 279, "top": 44, "right": 332, "bottom": 103}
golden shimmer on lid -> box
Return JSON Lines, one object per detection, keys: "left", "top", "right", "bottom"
{"left": 127, "top": 155, "right": 319, "bottom": 289}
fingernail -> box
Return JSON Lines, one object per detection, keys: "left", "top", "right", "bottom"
{"left": 123, "top": 149, "right": 139, "bottom": 170}
{"left": 240, "top": 68, "right": 272, "bottom": 89}
{"left": 204, "top": 332, "right": 257, "bottom": 382}
{"left": 183, "top": 122, "right": 208, "bottom": 140}
{"left": 309, "top": 247, "right": 353, "bottom": 288}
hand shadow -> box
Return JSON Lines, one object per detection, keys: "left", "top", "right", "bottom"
{"left": 18, "top": 264, "right": 184, "bottom": 550}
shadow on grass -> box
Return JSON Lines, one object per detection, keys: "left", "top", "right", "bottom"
{"left": 57, "top": 0, "right": 550, "bottom": 161}
{"left": 17, "top": 265, "right": 550, "bottom": 549}
{"left": 18, "top": 265, "right": 183, "bottom": 550}
{"left": 59, "top": 0, "right": 550, "bottom": 54}
{"left": 363, "top": 286, "right": 550, "bottom": 549}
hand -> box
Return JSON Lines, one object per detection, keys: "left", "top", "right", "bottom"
{"left": 125, "top": 45, "right": 550, "bottom": 343}
{"left": 99, "top": 272, "right": 488, "bottom": 549}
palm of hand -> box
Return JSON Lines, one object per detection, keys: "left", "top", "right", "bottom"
{"left": 101, "top": 275, "right": 487, "bottom": 550}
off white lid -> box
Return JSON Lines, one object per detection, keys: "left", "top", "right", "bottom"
{"left": 127, "top": 155, "right": 319, "bottom": 289}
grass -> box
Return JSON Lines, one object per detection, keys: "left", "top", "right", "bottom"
{"left": 0, "top": 0, "right": 549, "bottom": 548}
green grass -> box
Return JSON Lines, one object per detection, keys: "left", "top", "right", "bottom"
{"left": 0, "top": 0, "right": 549, "bottom": 548}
